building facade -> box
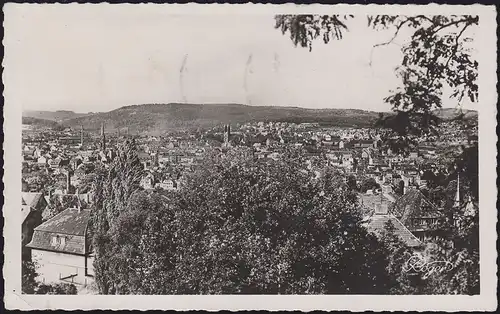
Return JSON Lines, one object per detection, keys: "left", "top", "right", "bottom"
{"left": 27, "top": 208, "right": 94, "bottom": 287}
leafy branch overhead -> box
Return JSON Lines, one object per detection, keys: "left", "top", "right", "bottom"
{"left": 274, "top": 15, "right": 478, "bottom": 141}
{"left": 275, "top": 15, "right": 354, "bottom": 51}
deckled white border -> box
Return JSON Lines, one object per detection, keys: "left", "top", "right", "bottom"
{"left": 2, "top": 3, "right": 497, "bottom": 311}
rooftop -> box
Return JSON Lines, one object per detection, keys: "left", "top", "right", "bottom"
{"left": 390, "top": 189, "right": 442, "bottom": 220}
{"left": 27, "top": 208, "right": 92, "bottom": 255}
{"left": 33, "top": 207, "right": 91, "bottom": 236}
{"left": 21, "top": 192, "right": 45, "bottom": 209}
{"left": 366, "top": 214, "right": 422, "bottom": 248}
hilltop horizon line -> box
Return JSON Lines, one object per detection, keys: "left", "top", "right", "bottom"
{"left": 23, "top": 102, "right": 476, "bottom": 115}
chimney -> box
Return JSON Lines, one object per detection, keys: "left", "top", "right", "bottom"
{"left": 75, "top": 188, "right": 82, "bottom": 212}
{"left": 375, "top": 203, "right": 388, "bottom": 215}
{"left": 375, "top": 193, "right": 388, "bottom": 215}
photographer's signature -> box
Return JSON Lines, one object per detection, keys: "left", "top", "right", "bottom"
{"left": 402, "top": 254, "right": 453, "bottom": 278}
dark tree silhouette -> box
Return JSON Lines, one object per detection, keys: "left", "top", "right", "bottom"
{"left": 274, "top": 15, "right": 478, "bottom": 152}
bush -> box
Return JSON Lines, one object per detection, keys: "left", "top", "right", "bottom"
{"left": 36, "top": 283, "right": 78, "bottom": 295}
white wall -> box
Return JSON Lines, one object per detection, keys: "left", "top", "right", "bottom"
{"left": 32, "top": 250, "right": 94, "bottom": 286}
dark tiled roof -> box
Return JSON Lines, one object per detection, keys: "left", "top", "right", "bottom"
{"left": 27, "top": 230, "right": 87, "bottom": 255}
{"left": 27, "top": 208, "right": 91, "bottom": 255}
{"left": 33, "top": 208, "right": 91, "bottom": 236}
{"left": 390, "top": 189, "right": 442, "bottom": 221}
{"left": 366, "top": 214, "right": 422, "bottom": 247}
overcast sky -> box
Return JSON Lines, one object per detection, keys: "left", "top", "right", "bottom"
{"left": 5, "top": 5, "right": 476, "bottom": 113}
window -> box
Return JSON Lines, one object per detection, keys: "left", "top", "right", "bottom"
{"left": 51, "top": 235, "right": 67, "bottom": 247}
{"left": 51, "top": 236, "right": 58, "bottom": 246}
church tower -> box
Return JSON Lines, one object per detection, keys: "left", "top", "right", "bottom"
{"left": 454, "top": 172, "right": 460, "bottom": 209}
{"left": 80, "top": 125, "right": 84, "bottom": 146}
{"left": 223, "top": 124, "right": 231, "bottom": 147}
{"left": 101, "top": 122, "right": 106, "bottom": 151}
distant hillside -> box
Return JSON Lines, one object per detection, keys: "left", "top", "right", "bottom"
{"left": 433, "top": 108, "right": 478, "bottom": 121}
{"left": 22, "top": 110, "right": 91, "bottom": 122}
{"left": 60, "top": 103, "right": 383, "bottom": 133}
{"left": 22, "top": 117, "right": 63, "bottom": 129}
{"left": 22, "top": 104, "right": 478, "bottom": 134}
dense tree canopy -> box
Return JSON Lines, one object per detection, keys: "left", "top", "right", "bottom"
{"left": 91, "top": 149, "right": 408, "bottom": 294}
{"left": 89, "top": 139, "right": 144, "bottom": 294}
{"left": 88, "top": 141, "right": 479, "bottom": 295}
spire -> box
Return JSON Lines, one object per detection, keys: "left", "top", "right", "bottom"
{"left": 80, "top": 125, "right": 84, "bottom": 146}
{"left": 454, "top": 172, "right": 460, "bottom": 208}
{"left": 101, "top": 122, "right": 106, "bottom": 151}
{"left": 223, "top": 124, "right": 231, "bottom": 147}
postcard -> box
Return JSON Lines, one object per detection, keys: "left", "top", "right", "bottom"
{"left": 2, "top": 3, "right": 497, "bottom": 311}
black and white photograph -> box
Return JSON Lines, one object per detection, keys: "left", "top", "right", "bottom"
{"left": 2, "top": 3, "right": 497, "bottom": 311}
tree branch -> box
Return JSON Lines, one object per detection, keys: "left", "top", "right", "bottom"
{"left": 369, "top": 18, "right": 409, "bottom": 67}
{"left": 431, "top": 18, "right": 475, "bottom": 35}
{"left": 444, "top": 24, "right": 470, "bottom": 70}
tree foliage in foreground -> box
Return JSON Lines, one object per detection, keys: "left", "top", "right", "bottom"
{"left": 90, "top": 146, "right": 479, "bottom": 295}
{"left": 274, "top": 15, "right": 478, "bottom": 152}
{"left": 89, "top": 139, "right": 144, "bottom": 294}
{"left": 92, "top": 150, "right": 398, "bottom": 294}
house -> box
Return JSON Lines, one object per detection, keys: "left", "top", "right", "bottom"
{"left": 48, "top": 157, "right": 62, "bottom": 169}
{"left": 37, "top": 156, "right": 48, "bottom": 165}
{"left": 390, "top": 189, "right": 444, "bottom": 242}
{"left": 140, "top": 173, "right": 155, "bottom": 190}
{"left": 360, "top": 140, "right": 375, "bottom": 148}
{"left": 341, "top": 152, "right": 354, "bottom": 168}
{"left": 180, "top": 156, "right": 194, "bottom": 165}
{"left": 138, "top": 152, "right": 152, "bottom": 169}
{"left": 365, "top": 208, "right": 423, "bottom": 248}
{"left": 27, "top": 208, "right": 94, "bottom": 287}
{"left": 23, "top": 148, "right": 36, "bottom": 160}
{"left": 156, "top": 179, "right": 178, "bottom": 191}
{"left": 408, "top": 151, "right": 419, "bottom": 159}
{"left": 21, "top": 192, "right": 48, "bottom": 258}
{"left": 78, "top": 150, "right": 95, "bottom": 163}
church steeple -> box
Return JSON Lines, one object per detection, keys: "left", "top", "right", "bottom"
{"left": 454, "top": 172, "right": 460, "bottom": 208}
{"left": 223, "top": 124, "right": 231, "bottom": 147}
{"left": 101, "top": 122, "right": 106, "bottom": 151}
{"left": 80, "top": 125, "right": 84, "bottom": 146}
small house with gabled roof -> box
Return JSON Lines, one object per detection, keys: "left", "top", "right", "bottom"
{"left": 390, "top": 188, "right": 444, "bottom": 241}
{"left": 27, "top": 208, "right": 94, "bottom": 287}
{"left": 364, "top": 196, "right": 423, "bottom": 248}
